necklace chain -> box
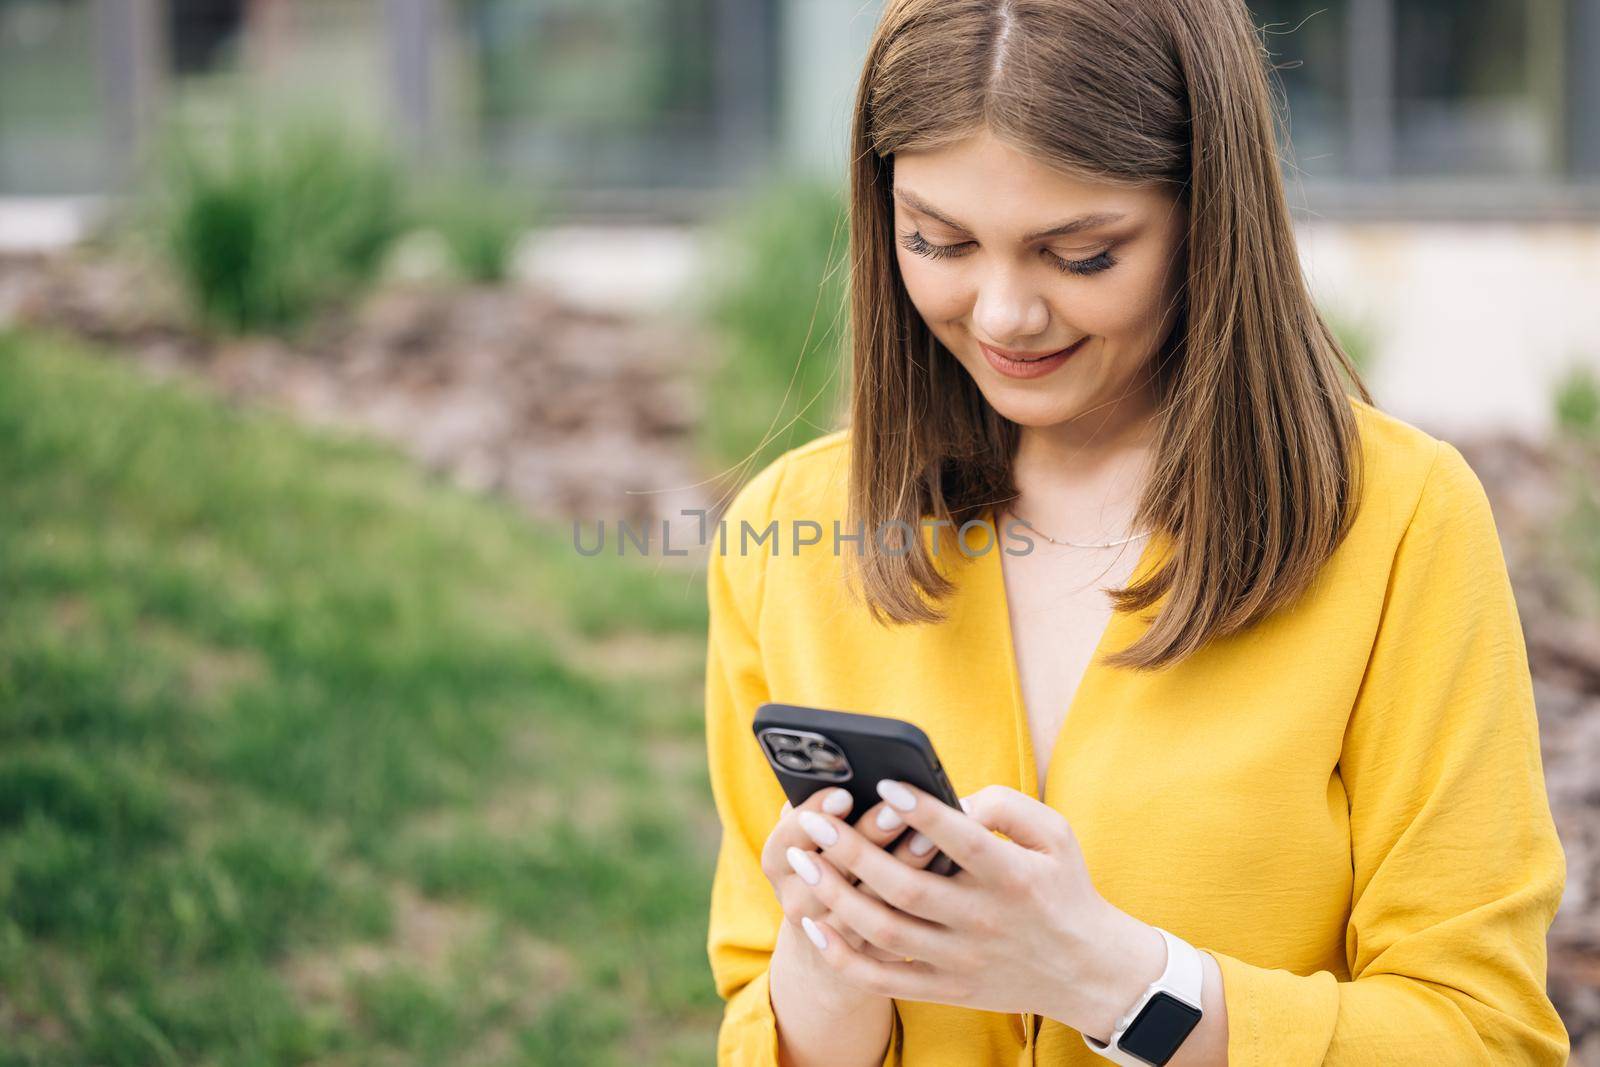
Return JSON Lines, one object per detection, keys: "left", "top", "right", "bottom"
{"left": 1005, "top": 507, "right": 1152, "bottom": 549}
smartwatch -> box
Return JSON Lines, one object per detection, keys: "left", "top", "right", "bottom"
{"left": 1081, "top": 926, "right": 1205, "bottom": 1066}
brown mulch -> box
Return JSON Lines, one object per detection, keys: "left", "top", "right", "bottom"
{"left": 0, "top": 248, "right": 718, "bottom": 539}
{"left": 3, "top": 248, "right": 1598, "bottom": 1059}
{"left": 1452, "top": 434, "right": 1600, "bottom": 1063}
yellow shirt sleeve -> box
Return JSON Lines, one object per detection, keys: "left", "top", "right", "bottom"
{"left": 1205, "top": 440, "right": 1570, "bottom": 1065}
{"left": 703, "top": 451, "right": 903, "bottom": 1066}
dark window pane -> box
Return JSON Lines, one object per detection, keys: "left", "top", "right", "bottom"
{"left": 1248, "top": 1, "right": 1351, "bottom": 180}
{"left": 1393, "top": 0, "right": 1558, "bottom": 176}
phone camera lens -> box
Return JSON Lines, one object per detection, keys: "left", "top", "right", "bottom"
{"left": 805, "top": 743, "right": 846, "bottom": 772}
{"left": 774, "top": 750, "right": 810, "bottom": 771}
{"left": 767, "top": 732, "right": 805, "bottom": 751}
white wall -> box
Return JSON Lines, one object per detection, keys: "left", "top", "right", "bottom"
{"left": 1297, "top": 220, "right": 1600, "bottom": 438}
{"left": 779, "top": 0, "right": 883, "bottom": 182}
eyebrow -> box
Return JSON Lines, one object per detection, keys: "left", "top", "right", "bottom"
{"left": 893, "top": 188, "right": 1127, "bottom": 241}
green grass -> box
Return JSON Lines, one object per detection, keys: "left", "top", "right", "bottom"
{"left": 0, "top": 329, "right": 719, "bottom": 1065}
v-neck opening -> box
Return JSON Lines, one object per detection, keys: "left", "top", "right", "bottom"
{"left": 979, "top": 502, "right": 1165, "bottom": 803}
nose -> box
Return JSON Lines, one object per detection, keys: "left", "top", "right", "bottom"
{"left": 971, "top": 263, "right": 1051, "bottom": 346}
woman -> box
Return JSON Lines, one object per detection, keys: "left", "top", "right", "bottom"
{"left": 703, "top": 0, "right": 1569, "bottom": 1064}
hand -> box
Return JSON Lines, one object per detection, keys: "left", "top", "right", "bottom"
{"left": 760, "top": 786, "right": 949, "bottom": 966}
{"left": 786, "top": 781, "right": 1168, "bottom": 1039}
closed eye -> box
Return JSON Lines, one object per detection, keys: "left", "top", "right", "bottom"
{"left": 897, "top": 230, "right": 1117, "bottom": 277}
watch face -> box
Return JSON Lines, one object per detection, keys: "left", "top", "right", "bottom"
{"left": 1119, "top": 991, "right": 1203, "bottom": 1065}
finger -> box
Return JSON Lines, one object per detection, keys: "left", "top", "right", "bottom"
{"left": 777, "top": 849, "right": 926, "bottom": 963}
{"left": 797, "top": 808, "right": 963, "bottom": 924}
{"left": 961, "top": 784, "right": 1074, "bottom": 854}
{"left": 780, "top": 855, "right": 899, "bottom": 963}
{"left": 888, "top": 826, "right": 945, "bottom": 871}
{"left": 838, "top": 910, "right": 908, "bottom": 961}
{"left": 833, "top": 799, "right": 915, "bottom": 892}
{"left": 838, "top": 884, "right": 923, "bottom": 961}
{"left": 789, "top": 828, "right": 952, "bottom": 959}
{"left": 796, "top": 916, "right": 941, "bottom": 1000}
{"left": 798, "top": 798, "right": 911, "bottom": 880}
{"left": 872, "top": 779, "right": 1016, "bottom": 883}
{"left": 762, "top": 787, "right": 855, "bottom": 878}
{"left": 852, "top": 798, "right": 915, "bottom": 850}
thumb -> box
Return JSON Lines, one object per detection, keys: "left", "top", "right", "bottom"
{"left": 962, "top": 785, "right": 1071, "bottom": 854}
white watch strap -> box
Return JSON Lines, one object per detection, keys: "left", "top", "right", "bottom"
{"left": 1081, "top": 927, "right": 1204, "bottom": 1066}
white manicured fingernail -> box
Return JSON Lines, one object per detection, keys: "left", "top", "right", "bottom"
{"left": 781, "top": 801, "right": 793, "bottom": 816}
{"left": 908, "top": 832, "right": 935, "bottom": 857}
{"left": 876, "top": 805, "right": 903, "bottom": 831}
{"left": 798, "top": 810, "right": 838, "bottom": 847}
{"left": 786, "top": 846, "right": 821, "bottom": 885}
{"left": 877, "top": 779, "right": 916, "bottom": 812}
{"left": 801, "top": 915, "right": 828, "bottom": 950}
{"left": 959, "top": 796, "right": 974, "bottom": 815}
{"left": 822, "top": 789, "right": 853, "bottom": 816}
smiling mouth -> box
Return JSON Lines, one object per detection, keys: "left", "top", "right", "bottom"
{"left": 980, "top": 337, "right": 1089, "bottom": 363}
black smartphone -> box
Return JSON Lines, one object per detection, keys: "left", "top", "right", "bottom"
{"left": 752, "top": 702, "right": 962, "bottom": 876}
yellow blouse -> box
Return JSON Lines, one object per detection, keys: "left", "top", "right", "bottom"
{"left": 703, "top": 396, "right": 1569, "bottom": 1065}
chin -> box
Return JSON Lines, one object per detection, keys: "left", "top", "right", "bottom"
{"left": 974, "top": 388, "right": 1083, "bottom": 428}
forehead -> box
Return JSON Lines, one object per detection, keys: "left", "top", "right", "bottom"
{"left": 892, "top": 127, "right": 1168, "bottom": 230}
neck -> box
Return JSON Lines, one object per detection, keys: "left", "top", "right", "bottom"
{"left": 1007, "top": 374, "right": 1161, "bottom": 538}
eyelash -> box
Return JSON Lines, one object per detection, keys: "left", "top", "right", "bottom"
{"left": 897, "top": 230, "right": 1118, "bottom": 276}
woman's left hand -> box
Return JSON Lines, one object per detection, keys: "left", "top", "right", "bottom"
{"left": 786, "top": 780, "right": 1167, "bottom": 1040}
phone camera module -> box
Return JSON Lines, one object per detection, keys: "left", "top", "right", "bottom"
{"left": 804, "top": 742, "right": 846, "bottom": 772}
{"left": 760, "top": 729, "right": 851, "bottom": 781}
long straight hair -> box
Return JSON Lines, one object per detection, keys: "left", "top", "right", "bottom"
{"left": 844, "top": 0, "right": 1372, "bottom": 670}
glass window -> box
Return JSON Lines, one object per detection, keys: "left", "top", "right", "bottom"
{"left": 1248, "top": 0, "right": 1352, "bottom": 183}
{"left": 472, "top": 0, "right": 738, "bottom": 191}
{"left": 0, "top": 0, "right": 105, "bottom": 194}
{"left": 1392, "top": 0, "right": 1559, "bottom": 177}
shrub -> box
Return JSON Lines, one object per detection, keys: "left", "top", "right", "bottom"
{"left": 149, "top": 113, "right": 406, "bottom": 335}
{"left": 406, "top": 176, "right": 546, "bottom": 284}
{"left": 1553, "top": 360, "right": 1600, "bottom": 441}
{"left": 1321, "top": 305, "right": 1381, "bottom": 385}
{"left": 695, "top": 179, "right": 852, "bottom": 475}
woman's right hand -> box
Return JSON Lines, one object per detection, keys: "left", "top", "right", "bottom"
{"left": 760, "top": 786, "right": 947, "bottom": 968}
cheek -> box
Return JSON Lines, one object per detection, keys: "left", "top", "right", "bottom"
{"left": 1071, "top": 261, "right": 1177, "bottom": 341}
{"left": 896, "top": 252, "right": 971, "bottom": 322}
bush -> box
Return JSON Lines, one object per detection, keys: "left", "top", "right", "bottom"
{"left": 1553, "top": 360, "right": 1600, "bottom": 442}
{"left": 1321, "top": 304, "right": 1381, "bottom": 385}
{"left": 695, "top": 179, "right": 852, "bottom": 474}
{"left": 405, "top": 176, "right": 546, "bottom": 284}
{"left": 148, "top": 113, "right": 406, "bottom": 335}
{"left": 1551, "top": 360, "right": 1600, "bottom": 607}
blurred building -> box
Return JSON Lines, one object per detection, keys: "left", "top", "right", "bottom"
{"left": 2, "top": 0, "right": 1598, "bottom": 433}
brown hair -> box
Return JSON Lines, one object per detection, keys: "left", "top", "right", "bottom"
{"left": 844, "top": 0, "right": 1373, "bottom": 670}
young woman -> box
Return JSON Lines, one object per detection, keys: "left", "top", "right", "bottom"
{"left": 702, "top": 1, "right": 1569, "bottom": 1064}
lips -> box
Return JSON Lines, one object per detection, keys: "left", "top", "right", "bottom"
{"left": 980, "top": 337, "right": 1087, "bottom": 362}
{"left": 972, "top": 340, "right": 1088, "bottom": 382}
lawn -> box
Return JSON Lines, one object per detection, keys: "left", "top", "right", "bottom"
{"left": 0, "top": 329, "right": 720, "bottom": 1066}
